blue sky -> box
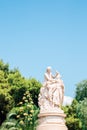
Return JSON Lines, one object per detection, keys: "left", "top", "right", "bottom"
{"left": 0, "top": 0, "right": 87, "bottom": 97}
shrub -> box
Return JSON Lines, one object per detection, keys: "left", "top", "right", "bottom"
{"left": 0, "top": 91, "right": 39, "bottom": 130}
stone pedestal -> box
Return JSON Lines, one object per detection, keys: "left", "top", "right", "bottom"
{"left": 37, "top": 112, "right": 68, "bottom": 130}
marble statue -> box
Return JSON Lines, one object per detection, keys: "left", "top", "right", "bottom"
{"left": 38, "top": 66, "right": 64, "bottom": 113}
{"left": 37, "top": 67, "right": 68, "bottom": 130}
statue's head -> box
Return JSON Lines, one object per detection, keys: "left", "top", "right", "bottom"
{"left": 46, "top": 66, "right": 51, "bottom": 73}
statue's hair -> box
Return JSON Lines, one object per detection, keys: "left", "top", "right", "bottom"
{"left": 46, "top": 66, "right": 51, "bottom": 72}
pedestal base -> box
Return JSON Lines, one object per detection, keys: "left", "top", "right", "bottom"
{"left": 37, "top": 112, "right": 68, "bottom": 130}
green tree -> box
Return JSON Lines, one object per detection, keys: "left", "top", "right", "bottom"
{"left": 77, "top": 98, "right": 87, "bottom": 130}
{"left": 0, "top": 59, "right": 41, "bottom": 126}
{"left": 0, "top": 90, "right": 14, "bottom": 125}
{"left": 0, "top": 91, "right": 39, "bottom": 130}
{"left": 0, "top": 60, "right": 9, "bottom": 74}
{"left": 75, "top": 80, "right": 87, "bottom": 130}
{"left": 0, "top": 60, "right": 12, "bottom": 125}
{"left": 28, "top": 78, "right": 41, "bottom": 107}
{"left": 8, "top": 69, "right": 28, "bottom": 105}
{"left": 63, "top": 99, "right": 82, "bottom": 130}
{"left": 75, "top": 80, "right": 87, "bottom": 102}
{"left": 0, "top": 70, "right": 8, "bottom": 89}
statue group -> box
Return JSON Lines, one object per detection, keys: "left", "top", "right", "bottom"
{"left": 37, "top": 67, "right": 68, "bottom": 130}
{"left": 38, "top": 66, "right": 64, "bottom": 113}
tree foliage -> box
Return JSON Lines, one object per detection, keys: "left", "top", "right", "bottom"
{"left": 28, "top": 78, "right": 41, "bottom": 107}
{"left": 75, "top": 80, "right": 87, "bottom": 102}
{"left": 77, "top": 98, "right": 87, "bottom": 130}
{"left": 0, "top": 91, "right": 39, "bottom": 130}
{"left": 75, "top": 79, "right": 87, "bottom": 129}
{"left": 63, "top": 99, "right": 82, "bottom": 130}
{"left": 0, "top": 90, "right": 14, "bottom": 125}
{"left": 0, "top": 60, "right": 41, "bottom": 125}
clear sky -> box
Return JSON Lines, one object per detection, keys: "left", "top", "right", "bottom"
{"left": 0, "top": 0, "right": 87, "bottom": 97}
